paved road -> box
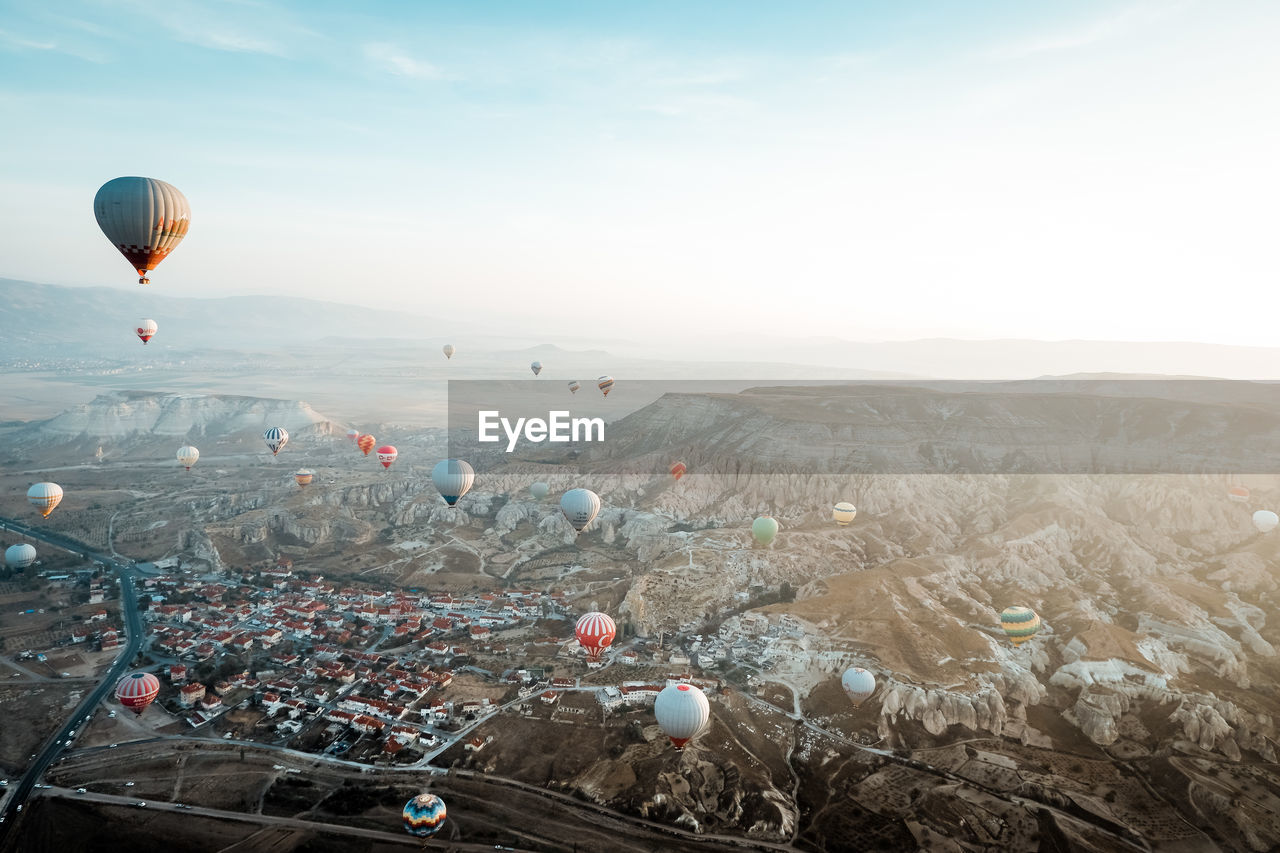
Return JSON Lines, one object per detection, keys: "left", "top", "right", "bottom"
{"left": 0, "top": 516, "right": 144, "bottom": 846}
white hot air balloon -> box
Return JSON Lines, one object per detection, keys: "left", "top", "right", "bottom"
{"left": 135, "top": 318, "right": 157, "bottom": 344}
{"left": 560, "top": 488, "right": 601, "bottom": 534}
{"left": 655, "top": 683, "right": 710, "bottom": 750}
{"left": 832, "top": 502, "right": 857, "bottom": 526}
{"left": 841, "top": 667, "right": 876, "bottom": 707}
{"left": 531, "top": 361, "right": 543, "bottom": 376}
{"left": 530, "top": 482, "right": 550, "bottom": 500}
{"left": 432, "top": 459, "right": 475, "bottom": 507}
{"left": 263, "top": 427, "right": 289, "bottom": 456}
{"left": 27, "top": 483, "right": 63, "bottom": 518}
{"left": 93, "top": 177, "right": 191, "bottom": 284}
{"left": 443, "top": 344, "right": 455, "bottom": 360}
{"left": 176, "top": 445, "right": 199, "bottom": 471}
{"left": 568, "top": 381, "right": 581, "bottom": 394}
{"left": 5, "top": 543, "right": 37, "bottom": 570}
{"left": 1253, "top": 510, "right": 1279, "bottom": 533}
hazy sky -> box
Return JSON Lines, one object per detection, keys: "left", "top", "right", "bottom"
{"left": 1, "top": 1, "right": 1277, "bottom": 346}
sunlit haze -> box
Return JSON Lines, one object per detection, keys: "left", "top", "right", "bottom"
{"left": 1, "top": 0, "right": 1278, "bottom": 346}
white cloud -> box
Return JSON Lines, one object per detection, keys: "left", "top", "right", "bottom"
{"left": 0, "top": 29, "right": 57, "bottom": 51}
{"left": 363, "top": 42, "right": 448, "bottom": 80}
{"left": 984, "top": 3, "right": 1184, "bottom": 61}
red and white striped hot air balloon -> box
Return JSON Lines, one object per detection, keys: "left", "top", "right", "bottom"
{"left": 115, "top": 671, "right": 160, "bottom": 716}
{"left": 574, "top": 612, "right": 616, "bottom": 664}
{"left": 670, "top": 461, "right": 687, "bottom": 481}
{"left": 376, "top": 445, "right": 398, "bottom": 469}
{"left": 357, "top": 434, "right": 375, "bottom": 456}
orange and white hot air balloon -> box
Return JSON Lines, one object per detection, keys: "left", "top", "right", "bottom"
{"left": 94, "top": 177, "right": 191, "bottom": 285}
{"left": 27, "top": 483, "right": 63, "bottom": 518}
{"left": 135, "top": 318, "right": 157, "bottom": 344}
{"left": 1228, "top": 486, "right": 1250, "bottom": 503}
{"left": 357, "top": 434, "right": 375, "bottom": 456}
{"left": 376, "top": 445, "right": 398, "bottom": 469}
{"left": 294, "top": 469, "right": 314, "bottom": 487}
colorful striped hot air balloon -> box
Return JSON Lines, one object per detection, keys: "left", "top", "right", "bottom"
{"left": 1000, "top": 606, "right": 1041, "bottom": 646}
{"left": 1228, "top": 486, "right": 1250, "bottom": 503}
{"left": 402, "top": 793, "right": 446, "bottom": 838}
{"left": 376, "top": 445, "right": 398, "bottom": 469}
{"left": 27, "top": 483, "right": 63, "bottom": 518}
{"left": 94, "top": 177, "right": 191, "bottom": 284}
{"left": 357, "top": 434, "right": 375, "bottom": 456}
{"left": 655, "top": 683, "right": 710, "bottom": 750}
{"left": 752, "top": 516, "right": 779, "bottom": 546}
{"left": 832, "top": 502, "right": 857, "bottom": 526}
{"left": 294, "top": 469, "right": 313, "bottom": 487}
{"left": 263, "top": 427, "right": 288, "bottom": 456}
{"left": 432, "top": 459, "right": 475, "bottom": 506}
{"left": 670, "top": 461, "right": 687, "bottom": 481}
{"left": 598, "top": 375, "right": 614, "bottom": 397}
{"left": 568, "top": 380, "right": 581, "bottom": 394}
{"left": 115, "top": 671, "right": 160, "bottom": 715}
{"left": 575, "top": 612, "right": 616, "bottom": 664}
{"left": 135, "top": 318, "right": 157, "bottom": 344}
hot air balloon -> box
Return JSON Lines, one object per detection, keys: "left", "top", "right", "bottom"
{"left": 752, "top": 516, "right": 779, "bottom": 546}
{"left": 598, "top": 375, "right": 614, "bottom": 397}
{"left": 561, "top": 488, "right": 601, "bottom": 533}
{"left": 376, "top": 445, "right": 398, "bottom": 469}
{"left": 402, "top": 793, "right": 446, "bottom": 838}
{"left": 27, "top": 483, "right": 63, "bottom": 518}
{"left": 135, "top": 318, "right": 157, "bottom": 344}
{"left": 1253, "top": 510, "right": 1279, "bottom": 533}
{"left": 568, "top": 380, "right": 581, "bottom": 394}
{"left": 530, "top": 481, "right": 550, "bottom": 500}
{"left": 841, "top": 667, "right": 876, "bottom": 707}
{"left": 176, "top": 445, "right": 199, "bottom": 471}
{"left": 1000, "top": 606, "right": 1041, "bottom": 646}
{"left": 575, "top": 612, "right": 616, "bottom": 664}
{"left": 346, "top": 428, "right": 360, "bottom": 443}
{"left": 94, "top": 177, "right": 191, "bottom": 284}
{"left": 832, "top": 502, "right": 857, "bottom": 526}
{"left": 357, "top": 434, "right": 376, "bottom": 456}
{"left": 655, "top": 683, "right": 710, "bottom": 750}
{"left": 670, "top": 462, "right": 687, "bottom": 481}
{"left": 432, "top": 459, "right": 475, "bottom": 506}
{"left": 294, "top": 469, "right": 313, "bottom": 487}
{"left": 531, "top": 361, "right": 543, "bottom": 376}
{"left": 114, "top": 671, "right": 160, "bottom": 716}
{"left": 263, "top": 427, "right": 288, "bottom": 456}
{"left": 1228, "top": 486, "right": 1250, "bottom": 503}
{"left": 443, "top": 344, "right": 455, "bottom": 360}
{"left": 5, "top": 544, "right": 36, "bottom": 571}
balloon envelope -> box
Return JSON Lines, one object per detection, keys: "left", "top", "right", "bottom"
{"left": 752, "top": 516, "right": 779, "bottom": 546}
{"left": 115, "top": 671, "right": 160, "bottom": 715}
{"left": 598, "top": 375, "right": 614, "bottom": 396}
{"left": 357, "top": 434, "right": 375, "bottom": 456}
{"left": 27, "top": 483, "right": 63, "bottom": 518}
{"left": 1000, "top": 606, "right": 1041, "bottom": 645}
{"left": 531, "top": 361, "right": 543, "bottom": 376}
{"left": 376, "top": 446, "right": 398, "bottom": 469}
{"left": 432, "top": 459, "right": 475, "bottom": 506}
{"left": 654, "top": 683, "right": 710, "bottom": 749}
{"left": 1254, "top": 510, "right": 1279, "bottom": 533}
{"left": 561, "top": 488, "right": 601, "bottom": 533}
{"left": 841, "top": 667, "right": 876, "bottom": 706}
{"left": 5, "top": 544, "right": 36, "bottom": 570}
{"left": 1228, "top": 486, "right": 1250, "bottom": 503}
{"left": 442, "top": 344, "right": 455, "bottom": 359}
{"left": 568, "top": 380, "right": 581, "bottom": 394}
{"left": 530, "top": 481, "right": 550, "bottom": 499}
{"left": 136, "top": 318, "right": 157, "bottom": 344}
{"left": 176, "top": 445, "right": 199, "bottom": 470}
{"left": 294, "top": 470, "right": 313, "bottom": 486}
{"left": 575, "top": 612, "right": 616, "bottom": 663}
{"left": 402, "top": 793, "right": 446, "bottom": 838}
{"left": 346, "top": 428, "right": 360, "bottom": 443}
{"left": 670, "top": 462, "right": 687, "bottom": 481}
{"left": 263, "top": 427, "right": 288, "bottom": 456}
{"left": 94, "top": 177, "right": 191, "bottom": 283}
{"left": 833, "top": 502, "right": 857, "bottom": 526}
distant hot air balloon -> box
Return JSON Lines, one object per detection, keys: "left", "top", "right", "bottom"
{"left": 1228, "top": 486, "right": 1250, "bottom": 503}
{"left": 263, "top": 427, "right": 288, "bottom": 456}
{"left": 27, "top": 483, "right": 63, "bottom": 518}
{"left": 432, "top": 459, "right": 475, "bottom": 506}
{"left": 294, "top": 469, "right": 313, "bottom": 487}
{"left": 94, "top": 177, "right": 191, "bottom": 284}
{"left": 346, "top": 428, "right": 360, "bottom": 443}
{"left": 568, "top": 380, "right": 581, "bottom": 394}
{"left": 135, "top": 318, "right": 157, "bottom": 344}
{"left": 357, "top": 434, "right": 375, "bottom": 456}
{"left": 176, "top": 445, "right": 199, "bottom": 471}
{"left": 598, "top": 375, "right": 614, "bottom": 397}
{"left": 114, "top": 671, "right": 160, "bottom": 716}
{"left": 5, "top": 544, "right": 36, "bottom": 571}
{"left": 832, "top": 502, "right": 857, "bottom": 526}
{"left": 1000, "top": 606, "right": 1041, "bottom": 646}
{"left": 530, "top": 481, "right": 550, "bottom": 500}
{"left": 402, "top": 793, "right": 446, "bottom": 838}
{"left": 841, "top": 667, "right": 876, "bottom": 708}
{"left": 531, "top": 361, "right": 543, "bottom": 376}
{"left": 1253, "top": 510, "right": 1279, "bottom": 533}
{"left": 670, "top": 462, "right": 687, "bottom": 481}
{"left": 442, "top": 344, "right": 455, "bottom": 360}
{"left": 752, "top": 516, "right": 779, "bottom": 546}
{"left": 575, "top": 612, "right": 616, "bottom": 664}
{"left": 655, "top": 683, "right": 710, "bottom": 750}
{"left": 561, "top": 488, "right": 601, "bottom": 534}
{"left": 376, "top": 445, "right": 398, "bottom": 469}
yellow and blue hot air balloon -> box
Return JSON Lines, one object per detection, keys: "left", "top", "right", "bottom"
{"left": 402, "top": 793, "right": 446, "bottom": 838}
{"left": 1000, "top": 606, "right": 1041, "bottom": 646}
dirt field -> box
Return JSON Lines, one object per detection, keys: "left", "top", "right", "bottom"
{"left": 0, "top": 681, "right": 86, "bottom": 776}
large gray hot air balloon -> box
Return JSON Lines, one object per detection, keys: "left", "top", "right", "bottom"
{"left": 5, "top": 544, "right": 37, "bottom": 570}
{"left": 432, "top": 459, "right": 475, "bottom": 506}
{"left": 1253, "top": 510, "right": 1279, "bottom": 533}
{"left": 560, "top": 488, "right": 601, "bottom": 533}
{"left": 93, "top": 177, "right": 191, "bottom": 284}
{"left": 655, "top": 683, "right": 710, "bottom": 750}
